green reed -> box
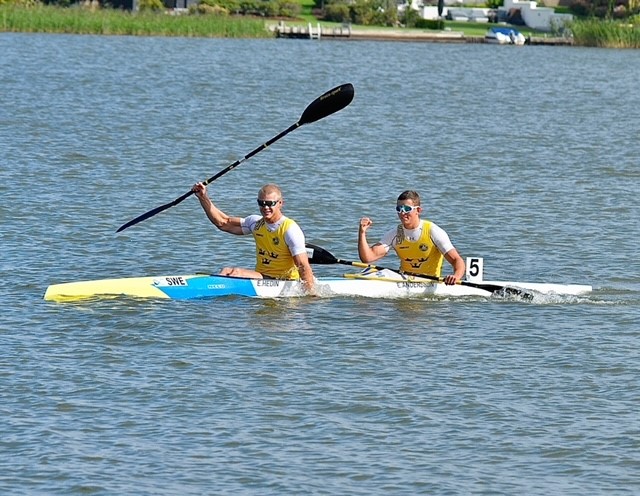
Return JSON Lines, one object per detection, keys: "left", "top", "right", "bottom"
{"left": 0, "top": 4, "right": 272, "bottom": 38}
{"left": 569, "top": 18, "right": 640, "bottom": 48}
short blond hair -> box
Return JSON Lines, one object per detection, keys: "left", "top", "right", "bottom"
{"left": 258, "top": 184, "right": 282, "bottom": 199}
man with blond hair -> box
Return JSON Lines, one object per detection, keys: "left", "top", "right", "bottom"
{"left": 192, "top": 182, "right": 315, "bottom": 294}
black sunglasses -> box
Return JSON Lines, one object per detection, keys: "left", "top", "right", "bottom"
{"left": 257, "top": 199, "right": 280, "bottom": 207}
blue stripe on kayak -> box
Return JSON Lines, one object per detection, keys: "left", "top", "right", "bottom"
{"left": 155, "top": 275, "right": 260, "bottom": 299}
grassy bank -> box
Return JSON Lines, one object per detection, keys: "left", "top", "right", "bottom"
{"left": 0, "top": 4, "right": 270, "bottom": 37}
{"left": 0, "top": 3, "right": 538, "bottom": 39}
{"left": 569, "top": 18, "right": 640, "bottom": 48}
{"left": 2, "top": 4, "right": 639, "bottom": 48}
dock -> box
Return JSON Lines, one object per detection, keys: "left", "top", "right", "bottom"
{"left": 269, "top": 23, "right": 573, "bottom": 46}
{"left": 527, "top": 36, "right": 573, "bottom": 46}
{"left": 271, "top": 23, "right": 467, "bottom": 43}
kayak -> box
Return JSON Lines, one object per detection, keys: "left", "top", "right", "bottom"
{"left": 43, "top": 268, "right": 592, "bottom": 302}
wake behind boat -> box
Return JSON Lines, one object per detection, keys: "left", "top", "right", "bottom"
{"left": 43, "top": 269, "right": 592, "bottom": 302}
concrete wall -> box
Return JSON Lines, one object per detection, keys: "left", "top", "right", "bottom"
{"left": 416, "top": 0, "right": 573, "bottom": 31}
{"left": 420, "top": 6, "right": 492, "bottom": 21}
{"left": 501, "top": 0, "right": 573, "bottom": 31}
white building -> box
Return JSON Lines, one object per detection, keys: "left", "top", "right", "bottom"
{"left": 500, "top": 0, "right": 572, "bottom": 31}
{"left": 413, "top": 0, "right": 572, "bottom": 32}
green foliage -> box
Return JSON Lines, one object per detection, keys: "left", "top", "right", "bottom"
{"left": 138, "top": 0, "right": 164, "bottom": 11}
{"left": 568, "top": 0, "right": 591, "bottom": 17}
{"left": 196, "top": 0, "right": 299, "bottom": 17}
{"left": 0, "top": 0, "right": 40, "bottom": 5}
{"left": 323, "top": 0, "right": 348, "bottom": 22}
{"left": 189, "top": 2, "right": 229, "bottom": 14}
{"left": 350, "top": 0, "right": 373, "bottom": 25}
{"left": 401, "top": 4, "right": 421, "bottom": 27}
{"left": 485, "top": 0, "right": 502, "bottom": 9}
{"left": 0, "top": 3, "right": 271, "bottom": 36}
{"left": 368, "top": 3, "right": 397, "bottom": 27}
{"left": 4, "top": 0, "right": 639, "bottom": 48}
{"left": 415, "top": 18, "right": 444, "bottom": 30}
{"left": 201, "top": 0, "right": 238, "bottom": 9}
{"left": 568, "top": 17, "right": 640, "bottom": 47}
{"left": 568, "top": 0, "right": 639, "bottom": 19}
{"left": 323, "top": 0, "right": 396, "bottom": 26}
{"left": 275, "top": 0, "right": 301, "bottom": 18}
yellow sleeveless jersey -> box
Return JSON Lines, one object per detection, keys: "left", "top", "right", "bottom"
{"left": 252, "top": 218, "right": 300, "bottom": 280}
{"left": 395, "top": 220, "right": 444, "bottom": 277}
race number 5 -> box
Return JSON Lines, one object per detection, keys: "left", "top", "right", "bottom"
{"left": 466, "top": 257, "right": 483, "bottom": 282}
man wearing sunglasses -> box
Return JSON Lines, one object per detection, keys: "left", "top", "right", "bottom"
{"left": 358, "top": 190, "right": 465, "bottom": 285}
{"left": 192, "top": 182, "right": 315, "bottom": 294}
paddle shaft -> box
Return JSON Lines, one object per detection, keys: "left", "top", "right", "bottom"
{"left": 115, "top": 123, "right": 299, "bottom": 233}
{"left": 305, "top": 243, "right": 531, "bottom": 298}
{"left": 330, "top": 258, "right": 453, "bottom": 285}
{"left": 180, "top": 123, "right": 299, "bottom": 206}
{"left": 346, "top": 259, "right": 519, "bottom": 294}
{"left": 116, "top": 83, "right": 354, "bottom": 233}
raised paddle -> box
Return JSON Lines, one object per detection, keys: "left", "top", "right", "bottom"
{"left": 306, "top": 243, "right": 534, "bottom": 300}
{"left": 116, "top": 83, "right": 355, "bottom": 233}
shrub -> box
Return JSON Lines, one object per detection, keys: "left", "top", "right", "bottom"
{"left": 204, "top": 0, "right": 240, "bottom": 14}
{"left": 275, "top": 0, "right": 300, "bottom": 18}
{"left": 0, "top": 0, "right": 41, "bottom": 5}
{"left": 138, "top": 0, "right": 164, "bottom": 11}
{"left": 415, "top": 18, "right": 444, "bottom": 30}
{"left": 189, "top": 2, "right": 229, "bottom": 15}
{"left": 323, "top": 1, "right": 349, "bottom": 22}
{"left": 402, "top": 5, "right": 420, "bottom": 27}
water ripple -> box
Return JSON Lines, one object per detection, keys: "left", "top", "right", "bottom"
{"left": 1, "top": 34, "right": 639, "bottom": 496}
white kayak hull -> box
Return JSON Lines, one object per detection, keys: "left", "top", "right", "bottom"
{"left": 43, "top": 272, "right": 592, "bottom": 302}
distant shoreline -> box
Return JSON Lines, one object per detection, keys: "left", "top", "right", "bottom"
{"left": 4, "top": 5, "right": 635, "bottom": 48}
{"left": 268, "top": 23, "right": 573, "bottom": 46}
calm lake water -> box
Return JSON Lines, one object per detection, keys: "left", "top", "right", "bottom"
{"left": 1, "top": 33, "right": 639, "bottom": 494}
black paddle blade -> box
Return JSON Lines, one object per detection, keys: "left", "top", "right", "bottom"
{"left": 458, "top": 280, "right": 534, "bottom": 300}
{"left": 299, "top": 83, "right": 354, "bottom": 125}
{"left": 306, "top": 243, "right": 339, "bottom": 265}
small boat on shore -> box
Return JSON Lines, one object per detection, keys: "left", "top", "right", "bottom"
{"left": 43, "top": 269, "right": 592, "bottom": 302}
{"left": 485, "top": 26, "right": 526, "bottom": 45}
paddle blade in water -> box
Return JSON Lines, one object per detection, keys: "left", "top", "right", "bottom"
{"left": 299, "top": 83, "right": 354, "bottom": 125}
